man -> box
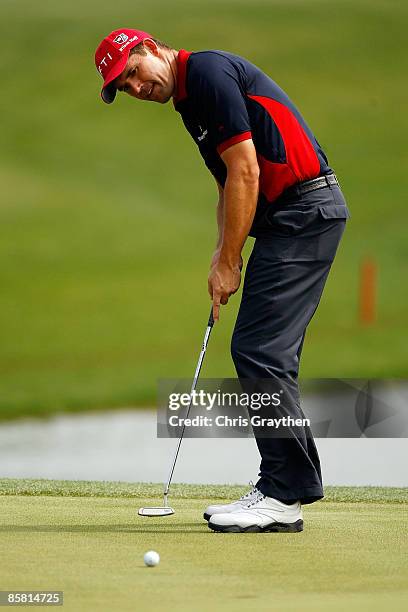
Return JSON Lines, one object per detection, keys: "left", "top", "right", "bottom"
{"left": 94, "top": 29, "right": 350, "bottom": 533}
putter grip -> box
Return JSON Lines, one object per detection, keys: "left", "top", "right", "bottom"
{"left": 208, "top": 309, "right": 215, "bottom": 327}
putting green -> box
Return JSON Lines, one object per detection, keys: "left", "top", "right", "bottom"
{"left": 1, "top": 0, "right": 408, "bottom": 418}
{"left": 0, "top": 481, "right": 407, "bottom": 611}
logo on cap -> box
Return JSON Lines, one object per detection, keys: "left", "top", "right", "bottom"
{"left": 113, "top": 33, "right": 129, "bottom": 45}
{"left": 97, "top": 52, "right": 114, "bottom": 75}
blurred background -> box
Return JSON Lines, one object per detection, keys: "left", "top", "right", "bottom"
{"left": 0, "top": 0, "right": 407, "bottom": 484}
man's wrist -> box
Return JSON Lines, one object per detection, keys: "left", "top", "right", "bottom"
{"left": 218, "top": 248, "right": 242, "bottom": 268}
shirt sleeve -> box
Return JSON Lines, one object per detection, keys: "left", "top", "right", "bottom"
{"left": 189, "top": 53, "right": 252, "bottom": 155}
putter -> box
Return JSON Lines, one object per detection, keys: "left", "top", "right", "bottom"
{"left": 139, "top": 308, "right": 215, "bottom": 517}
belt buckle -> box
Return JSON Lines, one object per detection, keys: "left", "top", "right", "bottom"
{"left": 326, "top": 173, "right": 338, "bottom": 187}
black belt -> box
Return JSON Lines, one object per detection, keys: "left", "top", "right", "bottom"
{"left": 284, "top": 173, "right": 339, "bottom": 198}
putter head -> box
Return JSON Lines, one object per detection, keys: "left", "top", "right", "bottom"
{"left": 138, "top": 506, "right": 175, "bottom": 517}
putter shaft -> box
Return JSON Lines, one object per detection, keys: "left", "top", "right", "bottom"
{"left": 163, "top": 309, "right": 215, "bottom": 501}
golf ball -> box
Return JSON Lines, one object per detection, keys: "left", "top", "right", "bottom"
{"left": 144, "top": 550, "right": 160, "bottom": 567}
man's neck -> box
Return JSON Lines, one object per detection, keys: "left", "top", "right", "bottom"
{"left": 165, "top": 48, "right": 179, "bottom": 97}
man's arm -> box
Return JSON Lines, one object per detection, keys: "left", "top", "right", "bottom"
{"left": 210, "top": 180, "right": 224, "bottom": 270}
{"left": 208, "top": 139, "right": 259, "bottom": 321}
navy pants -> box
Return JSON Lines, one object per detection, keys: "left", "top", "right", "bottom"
{"left": 231, "top": 183, "right": 350, "bottom": 504}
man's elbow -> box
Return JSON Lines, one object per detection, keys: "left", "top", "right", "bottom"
{"left": 228, "top": 161, "right": 260, "bottom": 185}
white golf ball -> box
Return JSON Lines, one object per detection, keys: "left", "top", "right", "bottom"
{"left": 144, "top": 550, "right": 160, "bottom": 567}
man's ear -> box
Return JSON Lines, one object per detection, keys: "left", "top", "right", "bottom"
{"left": 143, "top": 38, "right": 159, "bottom": 56}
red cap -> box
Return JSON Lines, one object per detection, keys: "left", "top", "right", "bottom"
{"left": 95, "top": 28, "right": 153, "bottom": 104}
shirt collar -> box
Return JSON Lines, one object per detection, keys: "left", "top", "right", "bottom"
{"left": 173, "top": 49, "right": 191, "bottom": 106}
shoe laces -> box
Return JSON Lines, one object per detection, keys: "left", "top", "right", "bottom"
{"left": 245, "top": 489, "right": 266, "bottom": 508}
{"left": 238, "top": 481, "right": 258, "bottom": 502}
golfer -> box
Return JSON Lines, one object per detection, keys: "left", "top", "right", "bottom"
{"left": 94, "top": 29, "right": 350, "bottom": 533}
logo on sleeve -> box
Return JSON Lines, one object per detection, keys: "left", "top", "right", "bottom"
{"left": 197, "top": 125, "right": 208, "bottom": 142}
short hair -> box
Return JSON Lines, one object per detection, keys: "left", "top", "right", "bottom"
{"left": 130, "top": 38, "right": 172, "bottom": 56}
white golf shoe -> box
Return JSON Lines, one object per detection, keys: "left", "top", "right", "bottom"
{"left": 208, "top": 490, "right": 303, "bottom": 533}
{"left": 203, "top": 482, "right": 261, "bottom": 521}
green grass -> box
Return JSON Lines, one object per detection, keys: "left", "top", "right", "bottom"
{"left": 1, "top": 0, "right": 408, "bottom": 418}
{"left": 0, "top": 481, "right": 407, "bottom": 612}
{"left": 1, "top": 479, "right": 408, "bottom": 504}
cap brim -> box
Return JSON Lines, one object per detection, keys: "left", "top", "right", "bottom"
{"left": 100, "top": 52, "right": 129, "bottom": 104}
{"left": 101, "top": 82, "right": 117, "bottom": 104}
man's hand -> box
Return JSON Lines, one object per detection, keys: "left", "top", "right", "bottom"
{"left": 208, "top": 261, "right": 241, "bottom": 321}
{"left": 210, "top": 248, "right": 221, "bottom": 271}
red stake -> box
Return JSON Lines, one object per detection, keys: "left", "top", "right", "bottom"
{"left": 359, "top": 258, "right": 377, "bottom": 325}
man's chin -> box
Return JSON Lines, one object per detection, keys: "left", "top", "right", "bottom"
{"left": 158, "top": 91, "right": 172, "bottom": 104}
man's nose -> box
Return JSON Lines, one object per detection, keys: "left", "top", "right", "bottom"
{"left": 127, "top": 80, "right": 142, "bottom": 97}
{"left": 134, "top": 80, "right": 143, "bottom": 95}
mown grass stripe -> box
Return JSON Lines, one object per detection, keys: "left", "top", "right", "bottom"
{"left": 0, "top": 479, "right": 406, "bottom": 503}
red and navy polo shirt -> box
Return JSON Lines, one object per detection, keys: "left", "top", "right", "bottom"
{"left": 173, "top": 49, "right": 332, "bottom": 206}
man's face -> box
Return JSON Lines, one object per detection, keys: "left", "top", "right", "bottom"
{"left": 114, "top": 42, "right": 175, "bottom": 104}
